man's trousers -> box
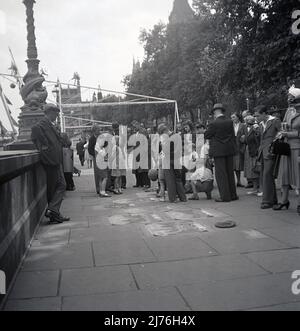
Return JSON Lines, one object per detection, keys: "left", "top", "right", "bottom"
{"left": 214, "top": 156, "right": 237, "bottom": 202}
{"left": 44, "top": 164, "right": 66, "bottom": 214}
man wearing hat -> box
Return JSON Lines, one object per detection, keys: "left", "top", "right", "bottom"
{"left": 254, "top": 105, "right": 281, "bottom": 209}
{"left": 31, "top": 103, "right": 70, "bottom": 223}
{"left": 205, "top": 103, "right": 238, "bottom": 202}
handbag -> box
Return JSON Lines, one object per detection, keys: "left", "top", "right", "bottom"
{"left": 252, "top": 159, "right": 262, "bottom": 174}
{"left": 269, "top": 138, "right": 291, "bottom": 156}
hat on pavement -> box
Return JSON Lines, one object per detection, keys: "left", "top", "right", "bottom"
{"left": 44, "top": 103, "right": 60, "bottom": 114}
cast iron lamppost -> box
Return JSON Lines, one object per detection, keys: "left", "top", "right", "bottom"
{"left": 8, "top": 0, "right": 48, "bottom": 150}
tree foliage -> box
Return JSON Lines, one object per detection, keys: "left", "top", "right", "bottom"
{"left": 124, "top": 0, "right": 300, "bottom": 122}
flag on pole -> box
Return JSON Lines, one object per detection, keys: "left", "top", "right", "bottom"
{"left": 0, "top": 120, "right": 8, "bottom": 136}
{"left": 4, "top": 94, "right": 12, "bottom": 105}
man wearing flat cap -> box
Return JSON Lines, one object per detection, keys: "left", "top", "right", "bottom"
{"left": 205, "top": 103, "right": 238, "bottom": 202}
{"left": 31, "top": 103, "right": 70, "bottom": 223}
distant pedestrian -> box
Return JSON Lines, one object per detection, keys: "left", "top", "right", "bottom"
{"left": 231, "top": 112, "right": 246, "bottom": 188}
{"left": 88, "top": 125, "right": 101, "bottom": 194}
{"left": 61, "top": 133, "right": 75, "bottom": 191}
{"left": 76, "top": 138, "right": 85, "bottom": 166}
{"left": 241, "top": 116, "right": 261, "bottom": 195}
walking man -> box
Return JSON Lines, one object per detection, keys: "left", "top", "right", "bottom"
{"left": 76, "top": 138, "right": 85, "bottom": 166}
{"left": 205, "top": 103, "right": 238, "bottom": 202}
{"left": 31, "top": 103, "right": 70, "bottom": 223}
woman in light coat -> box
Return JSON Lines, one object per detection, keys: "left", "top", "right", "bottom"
{"left": 274, "top": 101, "right": 300, "bottom": 214}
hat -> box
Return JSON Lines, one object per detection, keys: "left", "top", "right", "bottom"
{"left": 213, "top": 103, "right": 226, "bottom": 113}
{"left": 44, "top": 103, "right": 60, "bottom": 113}
{"left": 245, "top": 115, "right": 255, "bottom": 125}
{"left": 148, "top": 169, "right": 158, "bottom": 182}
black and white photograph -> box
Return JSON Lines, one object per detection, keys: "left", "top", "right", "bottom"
{"left": 1, "top": 0, "right": 300, "bottom": 315}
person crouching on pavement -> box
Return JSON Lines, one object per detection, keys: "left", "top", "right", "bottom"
{"left": 31, "top": 104, "right": 70, "bottom": 224}
{"left": 186, "top": 143, "right": 214, "bottom": 201}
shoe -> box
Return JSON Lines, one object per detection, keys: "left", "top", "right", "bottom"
{"left": 261, "top": 204, "right": 273, "bottom": 210}
{"left": 206, "top": 192, "right": 212, "bottom": 200}
{"left": 247, "top": 191, "right": 258, "bottom": 196}
{"left": 59, "top": 215, "right": 70, "bottom": 222}
{"left": 45, "top": 209, "right": 60, "bottom": 220}
{"left": 215, "top": 198, "right": 231, "bottom": 203}
{"left": 232, "top": 197, "right": 239, "bottom": 201}
{"left": 237, "top": 183, "right": 244, "bottom": 188}
{"left": 257, "top": 192, "right": 263, "bottom": 197}
{"left": 273, "top": 201, "right": 290, "bottom": 211}
{"left": 49, "top": 216, "right": 64, "bottom": 224}
{"left": 46, "top": 210, "right": 65, "bottom": 224}
{"left": 189, "top": 195, "right": 200, "bottom": 201}
{"left": 245, "top": 184, "right": 254, "bottom": 189}
{"left": 99, "top": 193, "right": 112, "bottom": 198}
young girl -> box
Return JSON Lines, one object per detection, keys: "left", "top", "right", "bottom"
{"left": 111, "top": 136, "right": 126, "bottom": 195}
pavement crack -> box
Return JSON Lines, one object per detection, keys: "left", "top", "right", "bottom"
{"left": 128, "top": 265, "right": 140, "bottom": 290}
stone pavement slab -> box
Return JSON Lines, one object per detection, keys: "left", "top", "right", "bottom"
{"left": 143, "top": 236, "right": 218, "bottom": 261}
{"left": 5, "top": 167, "right": 300, "bottom": 311}
{"left": 60, "top": 266, "right": 137, "bottom": 296}
{"left": 22, "top": 243, "right": 94, "bottom": 271}
{"left": 260, "top": 225, "right": 300, "bottom": 247}
{"left": 5, "top": 297, "right": 62, "bottom": 311}
{"left": 69, "top": 225, "right": 144, "bottom": 244}
{"left": 62, "top": 287, "right": 190, "bottom": 311}
{"left": 32, "top": 228, "right": 70, "bottom": 246}
{"left": 131, "top": 255, "right": 268, "bottom": 290}
{"left": 198, "top": 229, "right": 290, "bottom": 254}
{"left": 9, "top": 270, "right": 59, "bottom": 299}
{"left": 178, "top": 273, "right": 300, "bottom": 311}
{"left": 223, "top": 214, "right": 290, "bottom": 230}
{"left": 92, "top": 239, "right": 156, "bottom": 266}
{"left": 248, "top": 302, "right": 300, "bottom": 311}
{"left": 245, "top": 249, "right": 300, "bottom": 273}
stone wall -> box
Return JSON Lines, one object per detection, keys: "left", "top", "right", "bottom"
{"left": 0, "top": 151, "right": 47, "bottom": 306}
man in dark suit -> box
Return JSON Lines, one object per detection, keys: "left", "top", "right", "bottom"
{"left": 76, "top": 139, "right": 85, "bottom": 166}
{"left": 31, "top": 104, "right": 70, "bottom": 224}
{"left": 254, "top": 105, "right": 281, "bottom": 209}
{"left": 205, "top": 103, "right": 238, "bottom": 202}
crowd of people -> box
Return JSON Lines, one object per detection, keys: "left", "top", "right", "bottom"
{"left": 31, "top": 84, "right": 300, "bottom": 224}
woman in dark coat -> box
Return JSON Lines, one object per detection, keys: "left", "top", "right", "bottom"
{"left": 241, "top": 116, "right": 261, "bottom": 195}
{"left": 231, "top": 113, "right": 246, "bottom": 187}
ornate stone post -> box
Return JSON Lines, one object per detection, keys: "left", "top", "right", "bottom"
{"left": 7, "top": 0, "right": 48, "bottom": 150}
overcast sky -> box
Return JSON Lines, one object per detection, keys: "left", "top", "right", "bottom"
{"left": 0, "top": 0, "right": 190, "bottom": 130}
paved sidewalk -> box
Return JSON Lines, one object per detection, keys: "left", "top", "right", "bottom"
{"left": 4, "top": 167, "right": 300, "bottom": 311}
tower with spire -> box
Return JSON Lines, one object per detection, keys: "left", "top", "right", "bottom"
{"left": 169, "top": 0, "right": 194, "bottom": 24}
